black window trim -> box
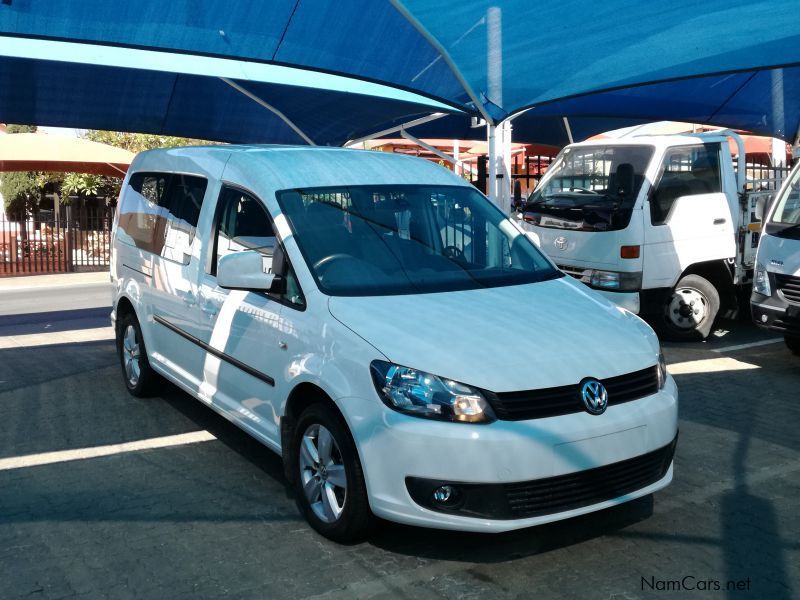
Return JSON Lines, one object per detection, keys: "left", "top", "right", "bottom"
{"left": 208, "top": 182, "right": 306, "bottom": 312}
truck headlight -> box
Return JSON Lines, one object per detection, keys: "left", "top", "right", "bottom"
{"left": 578, "top": 269, "right": 642, "bottom": 291}
{"left": 370, "top": 360, "right": 496, "bottom": 424}
{"left": 753, "top": 263, "right": 771, "bottom": 296}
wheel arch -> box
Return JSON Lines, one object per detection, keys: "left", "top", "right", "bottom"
{"left": 680, "top": 259, "right": 736, "bottom": 312}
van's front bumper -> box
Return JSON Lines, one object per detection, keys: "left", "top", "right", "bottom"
{"left": 751, "top": 291, "right": 800, "bottom": 336}
{"left": 346, "top": 376, "right": 678, "bottom": 533}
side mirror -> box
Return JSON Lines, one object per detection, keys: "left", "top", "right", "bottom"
{"left": 217, "top": 251, "right": 285, "bottom": 292}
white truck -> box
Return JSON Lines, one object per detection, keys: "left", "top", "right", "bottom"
{"left": 519, "top": 131, "right": 785, "bottom": 340}
{"left": 750, "top": 160, "right": 800, "bottom": 354}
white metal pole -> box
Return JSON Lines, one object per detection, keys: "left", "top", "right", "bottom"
{"left": 500, "top": 119, "right": 512, "bottom": 213}
{"left": 487, "top": 123, "right": 497, "bottom": 204}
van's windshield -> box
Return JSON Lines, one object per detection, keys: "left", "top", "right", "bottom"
{"left": 523, "top": 144, "right": 654, "bottom": 231}
{"left": 767, "top": 164, "right": 800, "bottom": 239}
{"left": 276, "top": 185, "right": 561, "bottom": 296}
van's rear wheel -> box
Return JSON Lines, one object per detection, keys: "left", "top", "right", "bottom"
{"left": 658, "top": 274, "right": 720, "bottom": 342}
{"left": 785, "top": 335, "right": 800, "bottom": 355}
{"left": 292, "top": 403, "right": 372, "bottom": 543}
{"left": 116, "top": 312, "right": 160, "bottom": 396}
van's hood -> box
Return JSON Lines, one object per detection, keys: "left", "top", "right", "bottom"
{"left": 328, "top": 277, "right": 659, "bottom": 393}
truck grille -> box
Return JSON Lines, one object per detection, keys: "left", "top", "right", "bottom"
{"left": 486, "top": 365, "right": 659, "bottom": 421}
{"left": 557, "top": 264, "right": 588, "bottom": 279}
{"left": 775, "top": 273, "right": 800, "bottom": 304}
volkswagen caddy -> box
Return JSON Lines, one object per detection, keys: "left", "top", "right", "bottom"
{"left": 111, "top": 145, "right": 678, "bottom": 542}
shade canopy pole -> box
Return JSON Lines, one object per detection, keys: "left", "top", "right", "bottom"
{"left": 400, "top": 129, "right": 456, "bottom": 165}
{"left": 345, "top": 112, "right": 448, "bottom": 147}
{"left": 220, "top": 77, "right": 317, "bottom": 146}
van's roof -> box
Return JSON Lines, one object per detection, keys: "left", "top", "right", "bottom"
{"left": 129, "top": 144, "right": 467, "bottom": 192}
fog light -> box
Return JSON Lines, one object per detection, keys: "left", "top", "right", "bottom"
{"left": 433, "top": 485, "right": 457, "bottom": 504}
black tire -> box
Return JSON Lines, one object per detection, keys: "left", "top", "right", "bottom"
{"left": 291, "top": 403, "right": 372, "bottom": 543}
{"left": 116, "top": 311, "right": 160, "bottom": 397}
{"left": 785, "top": 335, "right": 800, "bottom": 356}
{"left": 656, "top": 274, "right": 720, "bottom": 342}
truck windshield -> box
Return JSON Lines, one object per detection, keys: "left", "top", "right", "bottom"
{"left": 276, "top": 185, "right": 561, "bottom": 296}
{"left": 768, "top": 164, "right": 800, "bottom": 237}
{"left": 523, "top": 144, "right": 654, "bottom": 232}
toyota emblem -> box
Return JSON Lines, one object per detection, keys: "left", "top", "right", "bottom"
{"left": 554, "top": 236, "right": 568, "bottom": 250}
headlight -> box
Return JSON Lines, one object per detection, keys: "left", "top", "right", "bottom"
{"left": 657, "top": 350, "right": 668, "bottom": 389}
{"left": 370, "top": 360, "right": 496, "bottom": 423}
{"left": 577, "top": 269, "right": 642, "bottom": 291}
{"left": 754, "top": 263, "right": 771, "bottom": 296}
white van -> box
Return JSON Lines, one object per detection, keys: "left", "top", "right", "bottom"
{"left": 111, "top": 145, "right": 678, "bottom": 541}
{"left": 751, "top": 161, "right": 800, "bottom": 354}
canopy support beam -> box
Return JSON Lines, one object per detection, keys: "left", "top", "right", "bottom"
{"left": 562, "top": 117, "right": 574, "bottom": 144}
{"left": 390, "top": 0, "right": 495, "bottom": 125}
{"left": 220, "top": 77, "right": 316, "bottom": 146}
{"left": 346, "top": 112, "right": 448, "bottom": 147}
{"left": 399, "top": 129, "right": 456, "bottom": 165}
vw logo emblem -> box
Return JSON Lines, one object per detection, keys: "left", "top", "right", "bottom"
{"left": 554, "top": 236, "right": 568, "bottom": 250}
{"left": 580, "top": 378, "right": 608, "bottom": 415}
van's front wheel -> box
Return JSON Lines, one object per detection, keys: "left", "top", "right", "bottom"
{"left": 292, "top": 403, "right": 372, "bottom": 543}
{"left": 658, "top": 274, "right": 720, "bottom": 342}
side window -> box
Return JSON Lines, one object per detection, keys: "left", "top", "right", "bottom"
{"left": 161, "top": 175, "right": 208, "bottom": 263}
{"left": 118, "top": 172, "right": 207, "bottom": 264}
{"left": 212, "top": 187, "right": 305, "bottom": 309}
{"left": 650, "top": 144, "right": 721, "bottom": 225}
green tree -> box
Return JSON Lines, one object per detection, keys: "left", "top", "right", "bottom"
{"left": 5, "top": 124, "right": 36, "bottom": 134}
{"left": 84, "top": 130, "right": 209, "bottom": 153}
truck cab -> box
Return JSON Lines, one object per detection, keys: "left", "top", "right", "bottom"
{"left": 751, "top": 160, "right": 800, "bottom": 354}
{"left": 519, "top": 132, "right": 768, "bottom": 341}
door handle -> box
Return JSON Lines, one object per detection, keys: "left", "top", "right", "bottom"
{"left": 713, "top": 218, "right": 726, "bottom": 225}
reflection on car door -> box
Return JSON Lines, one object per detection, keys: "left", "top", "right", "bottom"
{"left": 192, "top": 186, "right": 290, "bottom": 446}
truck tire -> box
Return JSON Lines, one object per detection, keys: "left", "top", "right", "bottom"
{"left": 785, "top": 335, "right": 800, "bottom": 356}
{"left": 657, "top": 274, "right": 720, "bottom": 342}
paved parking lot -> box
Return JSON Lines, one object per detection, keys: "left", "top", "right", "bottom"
{"left": 1, "top": 274, "right": 798, "bottom": 599}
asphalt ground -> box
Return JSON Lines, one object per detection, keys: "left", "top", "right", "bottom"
{"left": 0, "top": 276, "right": 798, "bottom": 599}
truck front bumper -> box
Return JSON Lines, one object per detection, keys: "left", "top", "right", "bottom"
{"left": 593, "top": 290, "right": 641, "bottom": 314}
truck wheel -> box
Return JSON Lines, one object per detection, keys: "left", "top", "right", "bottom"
{"left": 292, "top": 403, "right": 373, "bottom": 543}
{"left": 116, "top": 312, "right": 161, "bottom": 397}
{"left": 658, "top": 274, "right": 720, "bottom": 342}
{"left": 785, "top": 335, "right": 800, "bottom": 356}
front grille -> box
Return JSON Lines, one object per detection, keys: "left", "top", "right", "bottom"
{"left": 772, "top": 315, "right": 800, "bottom": 336}
{"left": 557, "top": 263, "right": 587, "bottom": 279}
{"left": 486, "top": 366, "right": 659, "bottom": 421}
{"left": 405, "top": 435, "right": 677, "bottom": 520}
{"left": 504, "top": 435, "right": 676, "bottom": 518}
{"left": 775, "top": 273, "right": 800, "bottom": 304}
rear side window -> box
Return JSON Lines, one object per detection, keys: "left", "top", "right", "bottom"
{"left": 650, "top": 144, "right": 721, "bottom": 225}
{"left": 117, "top": 172, "right": 208, "bottom": 264}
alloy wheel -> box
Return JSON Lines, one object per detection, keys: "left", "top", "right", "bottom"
{"left": 298, "top": 424, "right": 348, "bottom": 523}
{"left": 122, "top": 324, "right": 141, "bottom": 386}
